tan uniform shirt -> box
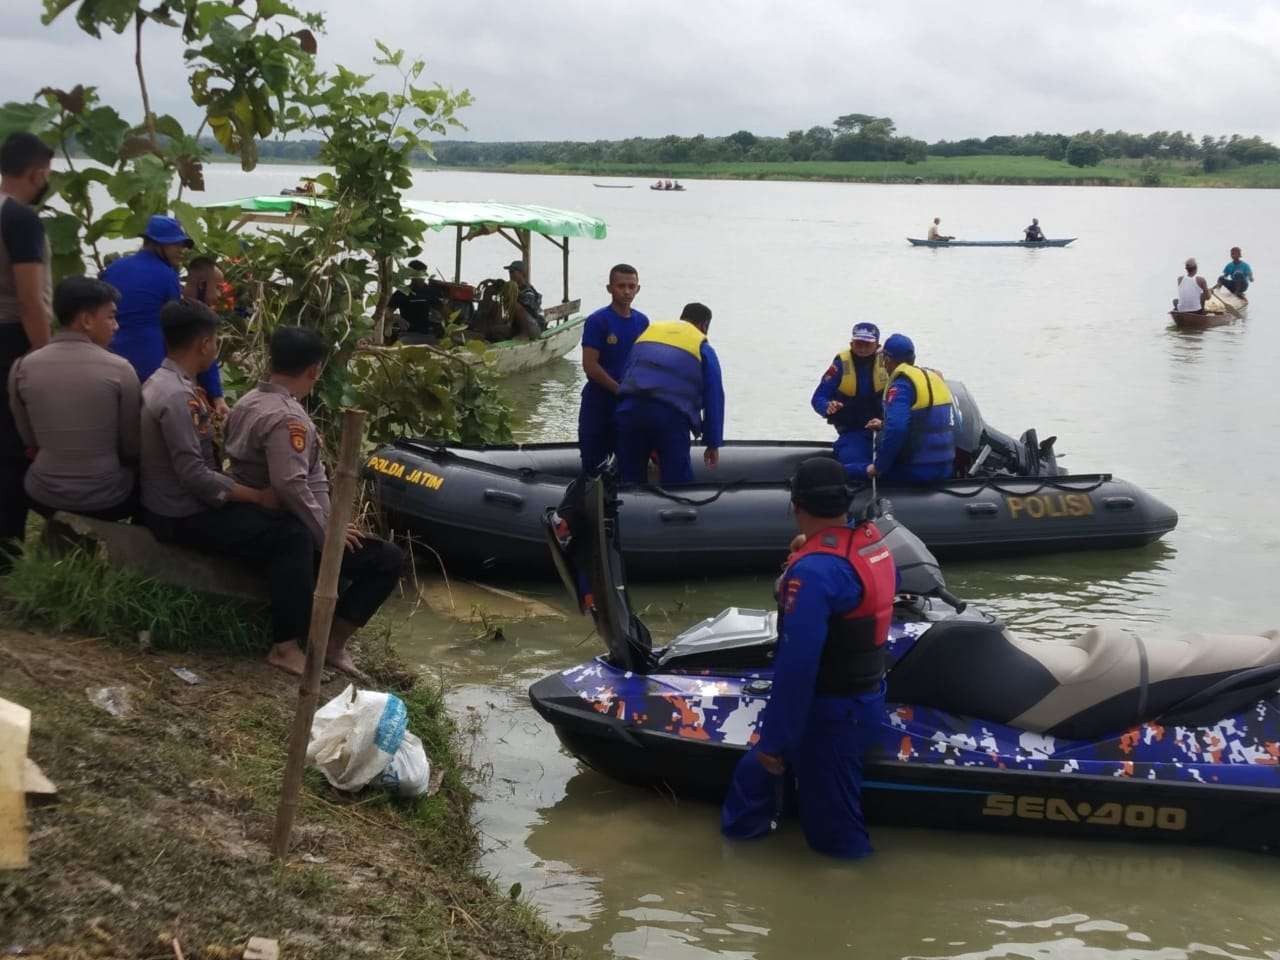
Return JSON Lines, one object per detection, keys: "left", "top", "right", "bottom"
{"left": 225, "top": 380, "right": 330, "bottom": 547}
{"left": 7, "top": 330, "right": 140, "bottom": 511}
{"left": 140, "top": 358, "right": 234, "bottom": 518}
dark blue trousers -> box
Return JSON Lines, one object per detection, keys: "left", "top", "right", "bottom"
{"left": 721, "top": 685, "right": 885, "bottom": 858}
{"left": 834, "top": 430, "right": 874, "bottom": 476}
{"left": 615, "top": 397, "right": 695, "bottom": 485}
{"left": 577, "top": 390, "right": 618, "bottom": 475}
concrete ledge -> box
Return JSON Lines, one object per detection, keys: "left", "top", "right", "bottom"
{"left": 45, "top": 512, "right": 268, "bottom": 604}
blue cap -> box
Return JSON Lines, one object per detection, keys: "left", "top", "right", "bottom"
{"left": 882, "top": 333, "right": 915, "bottom": 361}
{"left": 851, "top": 322, "right": 880, "bottom": 343}
{"left": 142, "top": 215, "right": 193, "bottom": 248}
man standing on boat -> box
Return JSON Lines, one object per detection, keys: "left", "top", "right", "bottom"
{"left": 1215, "top": 247, "right": 1254, "bottom": 301}
{"left": 1023, "top": 218, "right": 1045, "bottom": 242}
{"left": 927, "top": 218, "right": 952, "bottom": 242}
{"left": 866, "top": 334, "right": 955, "bottom": 484}
{"left": 1174, "top": 258, "right": 1210, "bottom": 313}
{"left": 577, "top": 264, "right": 648, "bottom": 474}
{"left": 811, "top": 322, "right": 886, "bottom": 477}
{"left": 615, "top": 302, "right": 724, "bottom": 485}
{"left": 505, "top": 259, "right": 544, "bottom": 339}
{"left": 721, "top": 457, "right": 894, "bottom": 858}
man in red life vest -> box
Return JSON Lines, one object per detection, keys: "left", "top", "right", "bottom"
{"left": 721, "top": 456, "right": 896, "bottom": 857}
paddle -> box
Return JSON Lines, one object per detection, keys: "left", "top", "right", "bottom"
{"left": 1208, "top": 288, "right": 1243, "bottom": 320}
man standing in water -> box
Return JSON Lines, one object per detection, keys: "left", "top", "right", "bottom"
{"left": 0, "top": 132, "right": 54, "bottom": 570}
{"left": 577, "top": 263, "right": 648, "bottom": 474}
{"left": 1173, "top": 258, "right": 1209, "bottom": 313}
{"left": 722, "top": 457, "right": 895, "bottom": 858}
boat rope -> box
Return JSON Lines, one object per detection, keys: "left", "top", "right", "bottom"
{"left": 645, "top": 480, "right": 749, "bottom": 506}
{"left": 850, "top": 475, "right": 1113, "bottom": 499}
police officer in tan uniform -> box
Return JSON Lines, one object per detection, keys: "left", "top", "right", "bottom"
{"left": 140, "top": 300, "right": 317, "bottom": 676}
{"left": 225, "top": 325, "right": 403, "bottom": 678}
{"left": 8, "top": 276, "right": 140, "bottom": 520}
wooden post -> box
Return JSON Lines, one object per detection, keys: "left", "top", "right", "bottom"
{"left": 271, "top": 409, "right": 367, "bottom": 860}
{"left": 519, "top": 228, "right": 532, "bottom": 281}
{"left": 453, "top": 225, "right": 462, "bottom": 283}
{"left": 562, "top": 236, "right": 570, "bottom": 304}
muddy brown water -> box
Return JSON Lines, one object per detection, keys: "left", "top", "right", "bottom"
{"left": 205, "top": 166, "right": 1280, "bottom": 957}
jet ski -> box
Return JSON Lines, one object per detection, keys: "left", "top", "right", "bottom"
{"left": 529, "top": 473, "right": 1280, "bottom": 851}
{"left": 366, "top": 381, "right": 1178, "bottom": 579}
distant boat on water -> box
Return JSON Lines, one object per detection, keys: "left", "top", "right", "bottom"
{"left": 908, "top": 237, "right": 1075, "bottom": 248}
{"left": 593, "top": 183, "right": 634, "bottom": 189}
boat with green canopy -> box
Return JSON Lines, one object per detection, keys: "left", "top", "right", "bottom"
{"left": 200, "top": 194, "right": 608, "bottom": 374}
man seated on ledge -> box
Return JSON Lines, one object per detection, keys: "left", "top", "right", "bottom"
{"left": 140, "top": 299, "right": 319, "bottom": 676}
{"left": 225, "top": 325, "right": 404, "bottom": 678}
{"left": 8, "top": 276, "right": 140, "bottom": 521}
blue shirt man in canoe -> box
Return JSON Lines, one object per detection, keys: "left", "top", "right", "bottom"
{"left": 578, "top": 264, "right": 649, "bottom": 474}
{"left": 811, "top": 322, "right": 886, "bottom": 476}
{"left": 721, "top": 457, "right": 895, "bottom": 858}
{"left": 866, "top": 334, "right": 956, "bottom": 484}
{"left": 615, "top": 303, "right": 725, "bottom": 485}
{"left": 1215, "top": 247, "right": 1254, "bottom": 301}
{"left": 102, "top": 215, "right": 227, "bottom": 418}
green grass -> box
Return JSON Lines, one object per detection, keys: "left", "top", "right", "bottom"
{"left": 1, "top": 544, "right": 271, "bottom": 653}
{"left": 453, "top": 155, "right": 1280, "bottom": 188}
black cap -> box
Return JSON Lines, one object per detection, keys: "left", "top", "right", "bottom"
{"left": 790, "top": 456, "right": 851, "bottom": 517}
{"left": 505, "top": 260, "right": 528, "bottom": 274}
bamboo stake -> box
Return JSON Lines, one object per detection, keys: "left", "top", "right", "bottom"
{"left": 271, "top": 408, "right": 367, "bottom": 860}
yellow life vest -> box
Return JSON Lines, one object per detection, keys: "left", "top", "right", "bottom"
{"left": 635, "top": 319, "right": 707, "bottom": 359}
{"left": 836, "top": 349, "right": 889, "bottom": 398}
{"left": 890, "top": 363, "right": 953, "bottom": 410}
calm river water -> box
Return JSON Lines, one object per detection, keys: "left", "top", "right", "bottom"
{"left": 211, "top": 166, "right": 1279, "bottom": 958}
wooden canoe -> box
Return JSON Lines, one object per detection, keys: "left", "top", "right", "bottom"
{"left": 908, "top": 237, "right": 1075, "bottom": 248}
{"left": 1170, "top": 310, "right": 1233, "bottom": 329}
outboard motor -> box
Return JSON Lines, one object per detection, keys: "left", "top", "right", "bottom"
{"left": 950, "top": 379, "right": 1061, "bottom": 478}
{"left": 544, "top": 469, "right": 654, "bottom": 673}
{"left": 866, "top": 498, "right": 965, "bottom": 612}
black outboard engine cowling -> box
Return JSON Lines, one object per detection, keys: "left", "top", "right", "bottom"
{"left": 544, "top": 470, "right": 654, "bottom": 673}
{"left": 868, "top": 501, "right": 965, "bottom": 611}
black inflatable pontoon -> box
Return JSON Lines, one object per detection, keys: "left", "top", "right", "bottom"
{"left": 366, "top": 413, "right": 1177, "bottom": 580}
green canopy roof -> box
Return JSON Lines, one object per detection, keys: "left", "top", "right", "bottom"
{"left": 199, "top": 196, "right": 606, "bottom": 239}
{"left": 403, "top": 200, "right": 606, "bottom": 240}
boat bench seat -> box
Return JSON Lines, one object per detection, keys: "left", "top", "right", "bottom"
{"left": 887, "top": 619, "right": 1280, "bottom": 740}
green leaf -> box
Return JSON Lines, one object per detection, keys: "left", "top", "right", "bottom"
{"left": 42, "top": 212, "right": 83, "bottom": 256}
{"left": 0, "top": 101, "right": 58, "bottom": 140}
{"left": 78, "top": 105, "right": 131, "bottom": 166}
{"left": 153, "top": 113, "right": 186, "bottom": 140}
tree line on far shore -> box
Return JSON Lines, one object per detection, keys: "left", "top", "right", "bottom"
{"left": 239, "top": 113, "right": 1280, "bottom": 173}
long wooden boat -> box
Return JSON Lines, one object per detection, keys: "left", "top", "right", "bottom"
{"left": 1170, "top": 288, "right": 1247, "bottom": 329}
{"left": 908, "top": 237, "right": 1076, "bottom": 248}
{"left": 202, "top": 195, "right": 608, "bottom": 374}
{"left": 593, "top": 183, "right": 634, "bottom": 189}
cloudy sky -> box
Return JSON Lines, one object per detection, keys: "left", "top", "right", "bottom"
{"left": 4, "top": 0, "right": 1279, "bottom": 145}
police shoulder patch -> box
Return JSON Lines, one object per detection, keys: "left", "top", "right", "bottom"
{"left": 783, "top": 576, "right": 803, "bottom": 614}
{"left": 286, "top": 419, "right": 307, "bottom": 453}
{"left": 823, "top": 364, "right": 837, "bottom": 380}
{"left": 885, "top": 386, "right": 900, "bottom": 403}
{"left": 187, "top": 397, "right": 208, "bottom": 434}
{"left": 606, "top": 333, "right": 619, "bottom": 345}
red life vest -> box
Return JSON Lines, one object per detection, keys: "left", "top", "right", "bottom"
{"left": 780, "top": 522, "right": 897, "bottom": 695}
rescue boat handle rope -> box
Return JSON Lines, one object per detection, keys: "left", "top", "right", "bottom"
{"left": 644, "top": 474, "right": 1112, "bottom": 508}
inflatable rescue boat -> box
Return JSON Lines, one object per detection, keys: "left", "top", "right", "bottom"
{"left": 365, "top": 382, "right": 1177, "bottom": 579}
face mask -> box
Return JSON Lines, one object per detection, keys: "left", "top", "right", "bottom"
{"left": 32, "top": 181, "right": 50, "bottom": 205}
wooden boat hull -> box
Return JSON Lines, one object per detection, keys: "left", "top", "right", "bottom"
{"left": 649, "top": 186, "right": 686, "bottom": 191}
{"left": 481, "top": 315, "right": 584, "bottom": 374}
{"left": 908, "top": 238, "right": 1076, "bottom": 248}
{"left": 1171, "top": 310, "right": 1234, "bottom": 329}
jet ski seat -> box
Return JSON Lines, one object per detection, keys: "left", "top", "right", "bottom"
{"left": 887, "top": 619, "right": 1280, "bottom": 740}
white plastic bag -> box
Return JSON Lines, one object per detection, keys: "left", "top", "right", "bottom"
{"left": 307, "top": 684, "right": 428, "bottom": 795}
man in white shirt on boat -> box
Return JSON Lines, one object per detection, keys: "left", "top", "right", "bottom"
{"left": 1174, "top": 258, "right": 1210, "bottom": 313}
{"left": 926, "top": 218, "right": 952, "bottom": 242}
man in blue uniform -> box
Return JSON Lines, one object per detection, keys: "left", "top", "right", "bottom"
{"left": 810, "top": 322, "right": 886, "bottom": 476}
{"left": 577, "top": 264, "right": 648, "bottom": 474}
{"left": 1215, "top": 247, "right": 1254, "bottom": 300}
{"left": 866, "top": 333, "right": 955, "bottom": 484}
{"left": 615, "top": 302, "right": 724, "bottom": 485}
{"left": 102, "top": 215, "right": 227, "bottom": 418}
{"left": 721, "top": 457, "right": 895, "bottom": 858}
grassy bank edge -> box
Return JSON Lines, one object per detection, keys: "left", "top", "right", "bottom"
{"left": 0, "top": 546, "right": 572, "bottom": 959}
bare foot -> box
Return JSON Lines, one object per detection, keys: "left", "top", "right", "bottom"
{"left": 267, "top": 642, "right": 307, "bottom": 676}
{"left": 325, "top": 649, "right": 373, "bottom": 685}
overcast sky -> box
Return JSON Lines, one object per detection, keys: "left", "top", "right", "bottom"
{"left": 4, "top": 0, "right": 1279, "bottom": 145}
